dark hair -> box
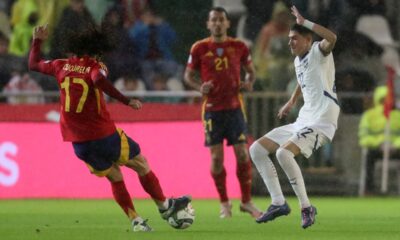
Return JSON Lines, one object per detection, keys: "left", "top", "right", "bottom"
{"left": 209, "top": 6, "right": 229, "bottom": 20}
{"left": 62, "top": 26, "right": 113, "bottom": 57}
{"left": 290, "top": 24, "right": 313, "bottom": 36}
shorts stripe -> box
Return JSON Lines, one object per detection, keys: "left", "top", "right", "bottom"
{"left": 238, "top": 93, "right": 247, "bottom": 122}
{"left": 117, "top": 128, "right": 130, "bottom": 165}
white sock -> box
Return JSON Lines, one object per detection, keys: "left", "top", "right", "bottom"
{"left": 249, "top": 142, "right": 285, "bottom": 205}
{"left": 158, "top": 199, "right": 169, "bottom": 210}
{"left": 276, "top": 148, "right": 311, "bottom": 208}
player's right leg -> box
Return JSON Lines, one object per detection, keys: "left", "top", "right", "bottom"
{"left": 124, "top": 153, "right": 191, "bottom": 220}
{"left": 249, "top": 133, "right": 289, "bottom": 223}
{"left": 106, "top": 165, "right": 153, "bottom": 232}
{"left": 209, "top": 144, "right": 232, "bottom": 218}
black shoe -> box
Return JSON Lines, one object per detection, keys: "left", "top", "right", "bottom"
{"left": 160, "top": 195, "right": 192, "bottom": 220}
{"left": 256, "top": 202, "right": 291, "bottom": 223}
{"left": 301, "top": 205, "right": 317, "bottom": 229}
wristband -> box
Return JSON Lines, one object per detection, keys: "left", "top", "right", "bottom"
{"left": 302, "top": 20, "right": 315, "bottom": 30}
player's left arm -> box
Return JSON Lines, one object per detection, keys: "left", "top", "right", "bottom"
{"left": 91, "top": 68, "right": 141, "bottom": 110}
{"left": 291, "top": 6, "right": 337, "bottom": 55}
{"left": 241, "top": 62, "right": 256, "bottom": 92}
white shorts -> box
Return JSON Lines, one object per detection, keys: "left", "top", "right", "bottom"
{"left": 265, "top": 123, "right": 330, "bottom": 158}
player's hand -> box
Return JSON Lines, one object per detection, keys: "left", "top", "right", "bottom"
{"left": 200, "top": 81, "right": 213, "bottom": 94}
{"left": 277, "top": 101, "right": 294, "bottom": 119}
{"left": 240, "top": 81, "right": 254, "bottom": 92}
{"left": 33, "top": 24, "right": 49, "bottom": 41}
{"left": 128, "top": 99, "right": 142, "bottom": 110}
{"left": 291, "top": 6, "right": 305, "bottom": 25}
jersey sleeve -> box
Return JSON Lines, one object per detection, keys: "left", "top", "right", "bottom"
{"left": 186, "top": 43, "right": 200, "bottom": 70}
{"left": 28, "top": 39, "right": 57, "bottom": 76}
{"left": 313, "top": 41, "right": 327, "bottom": 63}
{"left": 91, "top": 65, "right": 130, "bottom": 105}
{"left": 239, "top": 42, "right": 252, "bottom": 66}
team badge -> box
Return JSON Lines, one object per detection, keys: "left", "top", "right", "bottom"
{"left": 216, "top": 48, "right": 224, "bottom": 56}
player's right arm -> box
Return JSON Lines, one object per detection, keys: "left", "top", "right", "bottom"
{"left": 291, "top": 6, "right": 337, "bottom": 55}
{"left": 184, "top": 67, "right": 213, "bottom": 94}
{"left": 28, "top": 25, "right": 57, "bottom": 75}
{"left": 184, "top": 42, "right": 213, "bottom": 94}
{"left": 91, "top": 67, "right": 142, "bottom": 110}
{"left": 277, "top": 83, "right": 302, "bottom": 119}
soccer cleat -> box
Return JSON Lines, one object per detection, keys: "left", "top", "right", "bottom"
{"left": 239, "top": 201, "right": 262, "bottom": 218}
{"left": 160, "top": 195, "right": 192, "bottom": 220}
{"left": 219, "top": 201, "right": 232, "bottom": 218}
{"left": 256, "top": 202, "right": 291, "bottom": 223}
{"left": 301, "top": 205, "right": 317, "bottom": 229}
{"left": 132, "top": 218, "right": 153, "bottom": 232}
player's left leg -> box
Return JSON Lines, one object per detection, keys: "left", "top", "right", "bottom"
{"left": 283, "top": 126, "right": 332, "bottom": 228}
{"left": 233, "top": 143, "right": 262, "bottom": 218}
{"left": 124, "top": 154, "right": 191, "bottom": 220}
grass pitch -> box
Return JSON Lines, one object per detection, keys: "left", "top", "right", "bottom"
{"left": 0, "top": 197, "right": 399, "bottom": 240}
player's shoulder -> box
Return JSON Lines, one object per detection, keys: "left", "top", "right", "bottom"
{"left": 191, "top": 37, "right": 212, "bottom": 51}
{"left": 227, "top": 37, "right": 247, "bottom": 47}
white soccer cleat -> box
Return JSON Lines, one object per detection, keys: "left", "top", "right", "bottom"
{"left": 219, "top": 201, "right": 232, "bottom": 218}
{"left": 240, "top": 201, "right": 262, "bottom": 218}
{"left": 132, "top": 218, "right": 153, "bottom": 232}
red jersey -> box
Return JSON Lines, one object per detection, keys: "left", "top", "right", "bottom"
{"left": 187, "top": 37, "right": 252, "bottom": 111}
{"left": 29, "top": 39, "right": 130, "bottom": 142}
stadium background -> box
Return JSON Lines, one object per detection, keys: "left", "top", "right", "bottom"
{"left": 1, "top": 0, "right": 400, "bottom": 198}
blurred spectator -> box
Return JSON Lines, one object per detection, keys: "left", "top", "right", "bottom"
{"left": 0, "top": 32, "right": 25, "bottom": 92}
{"left": 252, "top": 1, "right": 294, "bottom": 91}
{"left": 9, "top": 11, "right": 38, "bottom": 57}
{"left": 117, "top": 0, "right": 152, "bottom": 28}
{"left": 36, "top": 0, "right": 69, "bottom": 53}
{"left": 128, "top": 7, "right": 180, "bottom": 90}
{"left": 114, "top": 72, "right": 146, "bottom": 93}
{"left": 307, "top": 0, "right": 345, "bottom": 32}
{"left": 335, "top": 30, "right": 386, "bottom": 86}
{"left": 358, "top": 85, "right": 400, "bottom": 194}
{"left": 343, "top": 0, "right": 386, "bottom": 31}
{"left": 242, "top": 0, "right": 275, "bottom": 41}
{"left": 145, "top": 73, "right": 181, "bottom": 103}
{"left": 101, "top": 5, "right": 139, "bottom": 83}
{"left": 9, "top": 0, "right": 38, "bottom": 56}
{"left": 84, "top": 0, "right": 113, "bottom": 25}
{"left": 2, "top": 72, "right": 44, "bottom": 104}
{"left": 336, "top": 69, "right": 376, "bottom": 114}
{"left": 50, "top": 0, "right": 96, "bottom": 58}
{"left": 0, "top": 10, "right": 11, "bottom": 38}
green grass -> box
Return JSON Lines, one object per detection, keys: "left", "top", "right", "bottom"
{"left": 1, "top": 197, "right": 400, "bottom": 240}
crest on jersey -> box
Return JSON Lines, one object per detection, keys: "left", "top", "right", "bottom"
{"left": 216, "top": 48, "right": 224, "bottom": 56}
{"left": 205, "top": 51, "right": 214, "bottom": 57}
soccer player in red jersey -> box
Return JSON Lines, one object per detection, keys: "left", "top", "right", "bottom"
{"left": 184, "top": 7, "right": 261, "bottom": 219}
{"left": 28, "top": 25, "right": 190, "bottom": 232}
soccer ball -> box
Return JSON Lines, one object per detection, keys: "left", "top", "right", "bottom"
{"left": 167, "top": 203, "right": 195, "bottom": 229}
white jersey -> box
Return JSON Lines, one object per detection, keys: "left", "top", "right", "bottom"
{"left": 294, "top": 41, "right": 340, "bottom": 140}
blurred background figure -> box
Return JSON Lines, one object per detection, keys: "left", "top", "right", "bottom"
{"left": 358, "top": 86, "right": 400, "bottom": 194}
{"left": 101, "top": 5, "right": 139, "bottom": 83}
{"left": 114, "top": 72, "right": 146, "bottom": 93}
{"left": 128, "top": 7, "right": 180, "bottom": 90}
{"left": 252, "top": 1, "right": 294, "bottom": 91}
{"left": 0, "top": 32, "right": 25, "bottom": 95}
{"left": 2, "top": 71, "right": 44, "bottom": 104}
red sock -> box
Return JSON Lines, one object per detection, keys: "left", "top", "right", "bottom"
{"left": 237, "top": 161, "right": 252, "bottom": 203}
{"left": 111, "top": 181, "right": 135, "bottom": 216}
{"left": 211, "top": 168, "right": 229, "bottom": 202}
{"left": 139, "top": 171, "right": 166, "bottom": 202}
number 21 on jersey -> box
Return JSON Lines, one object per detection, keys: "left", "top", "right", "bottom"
{"left": 214, "top": 56, "right": 229, "bottom": 71}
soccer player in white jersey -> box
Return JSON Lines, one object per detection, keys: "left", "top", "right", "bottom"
{"left": 249, "top": 6, "right": 339, "bottom": 229}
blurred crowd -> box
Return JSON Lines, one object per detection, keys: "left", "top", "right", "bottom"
{"left": 0, "top": 0, "right": 400, "bottom": 113}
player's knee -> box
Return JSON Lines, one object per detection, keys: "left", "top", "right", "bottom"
{"left": 126, "top": 155, "right": 150, "bottom": 175}
{"left": 276, "top": 148, "right": 294, "bottom": 165}
{"left": 249, "top": 141, "right": 269, "bottom": 162}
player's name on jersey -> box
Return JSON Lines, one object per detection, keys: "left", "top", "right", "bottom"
{"left": 63, "top": 64, "right": 91, "bottom": 74}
